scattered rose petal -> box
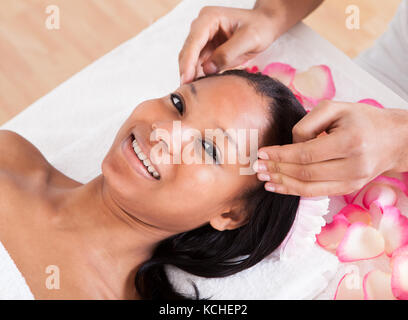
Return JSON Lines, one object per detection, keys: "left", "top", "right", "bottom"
{"left": 316, "top": 215, "right": 350, "bottom": 251}
{"left": 334, "top": 272, "right": 364, "bottom": 300}
{"left": 336, "top": 222, "right": 384, "bottom": 262}
{"left": 368, "top": 200, "right": 384, "bottom": 229}
{"left": 370, "top": 175, "right": 408, "bottom": 197}
{"left": 358, "top": 99, "right": 384, "bottom": 109}
{"left": 362, "top": 183, "right": 398, "bottom": 209}
{"left": 401, "top": 172, "right": 408, "bottom": 190}
{"left": 245, "top": 65, "right": 259, "bottom": 73}
{"left": 391, "top": 244, "right": 408, "bottom": 267}
{"left": 378, "top": 206, "right": 408, "bottom": 256}
{"left": 344, "top": 174, "right": 407, "bottom": 205}
{"left": 291, "top": 65, "right": 335, "bottom": 108}
{"left": 391, "top": 254, "right": 408, "bottom": 299}
{"left": 262, "top": 62, "right": 296, "bottom": 87}
{"left": 338, "top": 204, "right": 371, "bottom": 225}
{"left": 363, "top": 270, "right": 395, "bottom": 300}
{"left": 293, "top": 92, "right": 304, "bottom": 105}
{"left": 344, "top": 189, "right": 364, "bottom": 204}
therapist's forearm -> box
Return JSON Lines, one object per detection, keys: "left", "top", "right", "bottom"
{"left": 254, "top": 0, "right": 324, "bottom": 40}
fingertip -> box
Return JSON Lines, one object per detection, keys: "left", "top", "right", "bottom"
{"left": 180, "top": 73, "right": 185, "bottom": 85}
{"left": 264, "top": 183, "right": 276, "bottom": 193}
{"left": 202, "top": 61, "right": 218, "bottom": 75}
{"left": 257, "top": 150, "right": 269, "bottom": 160}
{"left": 180, "top": 71, "right": 193, "bottom": 85}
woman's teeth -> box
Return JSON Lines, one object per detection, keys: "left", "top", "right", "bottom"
{"left": 132, "top": 137, "right": 160, "bottom": 180}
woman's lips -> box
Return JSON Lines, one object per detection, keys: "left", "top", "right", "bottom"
{"left": 121, "top": 135, "right": 158, "bottom": 181}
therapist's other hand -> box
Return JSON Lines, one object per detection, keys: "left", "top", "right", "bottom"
{"left": 178, "top": 6, "right": 276, "bottom": 84}
{"left": 254, "top": 101, "right": 408, "bottom": 197}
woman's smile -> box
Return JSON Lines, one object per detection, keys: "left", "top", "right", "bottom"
{"left": 121, "top": 133, "right": 160, "bottom": 181}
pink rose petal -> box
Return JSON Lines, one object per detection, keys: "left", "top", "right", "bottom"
{"left": 293, "top": 92, "right": 304, "bottom": 105}
{"left": 401, "top": 172, "right": 408, "bottom": 190}
{"left": 362, "top": 183, "right": 398, "bottom": 209}
{"left": 391, "top": 254, "right": 408, "bottom": 299}
{"left": 363, "top": 269, "right": 395, "bottom": 300}
{"left": 245, "top": 65, "right": 259, "bottom": 74}
{"left": 344, "top": 174, "right": 408, "bottom": 205}
{"left": 336, "top": 222, "right": 384, "bottom": 262}
{"left": 291, "top": 65, "right": 336, "bottom": 107}
{"left": 343, "top": 189, "right": 364, "bottom": 204}
{"left": 368, "top": 200, "right": 384, "bottom": 229}
{"left": 262, "top": 62, "right": 296, "bottom": 87}
{"left": 358, "top": 99, "right": 384, "bottom": 109}
{"left": 378, "top": 206, "right": 408, "bottom": 256}
{"left": 391, "top": 244, "right": 408, "bottom": 267}
{"left": 334, "top": 272, "right": 364, "bottom": 300}
{"left": 338, "top": 204, "right": 371, "bottom": 225}
{"left": 370, "top": 175, "right": 408, "bottom": 197}
{"left": 316, "top": 214, "right": 350, "bottom": 251}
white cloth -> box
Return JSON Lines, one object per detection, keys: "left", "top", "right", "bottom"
{"left": 355, "top": 0, "right": 408, "bottom": 101}
{"left": 1, "top": 0, "right": 407, "bottom": 299}
{"left": 167, "top": 196, "right": 339, "bottom": 300}
{"left": 0, "top": 241, "right": 34, "bottom": 299}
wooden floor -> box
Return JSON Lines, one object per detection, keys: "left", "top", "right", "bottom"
{"left": 0, "top": 0, "right": 402, "bottom": 125}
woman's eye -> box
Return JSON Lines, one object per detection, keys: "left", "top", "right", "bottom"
{"left": 170, "top": 93, "right": 184, "bottom": 115}
{"left": 202, "top": 140, "right": 219, "bottom": 164}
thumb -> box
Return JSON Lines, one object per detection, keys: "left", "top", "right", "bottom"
{"left": 202, "top": 27, "right": 260, "bottom": 74}
{"left": 292, "top": 101, "right": 344, "bottom": 143}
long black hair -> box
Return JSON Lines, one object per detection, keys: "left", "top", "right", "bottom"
{"left": 135, "top": 69, "right": 307, "bottom": 299}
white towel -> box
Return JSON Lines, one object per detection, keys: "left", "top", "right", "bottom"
{"left": 1, "top": 0, "right": 407, "bottom": 299}
{"left": 167, "top": 196, "right": 339, "bottom": 300}
{"left": 0, "top": 241, "right": 34, "bottom": 299}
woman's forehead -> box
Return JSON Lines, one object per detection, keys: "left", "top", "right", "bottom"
{"left": 190, "top": 75, "right": 270, "bottom": 131}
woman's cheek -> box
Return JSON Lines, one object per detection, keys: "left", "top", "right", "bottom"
{"left": 193, "top": 167, "right": 216, "bottom": 187}
{"left": 177, "top": 165, "right": 218, "bottom": 199}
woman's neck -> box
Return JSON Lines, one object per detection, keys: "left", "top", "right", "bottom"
{"left": 47, "top": 174, "right": 172, "bottom": 298}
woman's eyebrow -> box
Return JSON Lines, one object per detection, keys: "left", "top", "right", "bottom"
{"left": 189, "top": 83, "right": 197, "bottom": 98}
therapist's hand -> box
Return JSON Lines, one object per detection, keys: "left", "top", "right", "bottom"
{"left": 178, "top": 1, "right": 324, "bottom": 84}
{"left": 178, "top": 6, "right": 277, "bottom": 84}
{"left": 254, "top": 101, "right": 408, "bottom": 197}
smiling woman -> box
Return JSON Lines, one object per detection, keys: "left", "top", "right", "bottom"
{"left": 0, "top": 69, "right": 306, "bottom": 299}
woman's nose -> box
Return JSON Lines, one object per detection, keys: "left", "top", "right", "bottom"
{"left": 151, "top": 120, "right": 199, "bottom": 159}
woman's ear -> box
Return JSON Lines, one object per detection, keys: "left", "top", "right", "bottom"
{"left": 209, "top": 207, "right": 248, "bottom": 231}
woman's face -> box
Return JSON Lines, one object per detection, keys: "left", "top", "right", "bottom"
{"left": 102, "top": 75, "right": 270, "bottom": 234}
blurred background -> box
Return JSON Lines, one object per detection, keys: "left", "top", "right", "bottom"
{"left": 0, "top": 0, "right": 401, "bottom": 125}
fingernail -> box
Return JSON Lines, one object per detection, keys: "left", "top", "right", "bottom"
{"left": 253, "top": 160, "right": 267, "bottom": 172}
{"left": 258, "top": 151, "right": 269, "bottom": 160}
{"left": 265, "top": 183, "right": 275, "bottom": 192}
{"left": 205, "top": 61, "right": 218, "bottom": 74}
{"left": 258, "top": 173, "right": 270, "bottom": 181}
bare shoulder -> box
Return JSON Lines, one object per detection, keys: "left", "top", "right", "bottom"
{"left": 0, "top": 130, "right": 51, "bottom": 178}
{"left": 0, "top": 130, "right": 81, "bottom": 188}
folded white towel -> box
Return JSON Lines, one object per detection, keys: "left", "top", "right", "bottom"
{"left": 0, "top": 241, "right": 34, "bottom": 299}
{"left": 167, "top": 196, "right": 339, "bottom": 299}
